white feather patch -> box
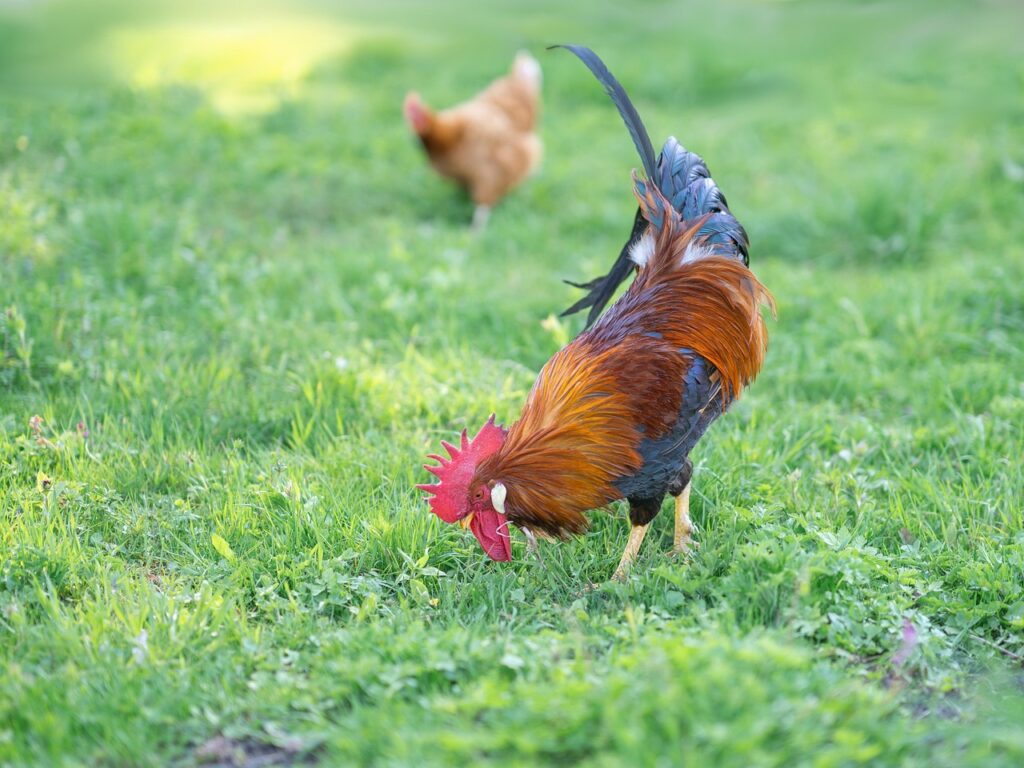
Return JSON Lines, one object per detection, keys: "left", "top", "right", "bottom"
{"left": 629, "top": 232, "right": 655, "bottom": 267}
{"left": 680, "top": 240, "right": 716, "bottom": 265}
{"left": 490, "top": 482, "right": 507, "bottom": 515}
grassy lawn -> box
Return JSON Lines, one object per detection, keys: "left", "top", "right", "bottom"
{"left": 2, "top": 0, "right": 1024, "bottom": 764}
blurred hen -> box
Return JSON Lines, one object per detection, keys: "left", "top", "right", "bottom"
{"left": 403, "top": 52, "right": 542, "bottom": 230}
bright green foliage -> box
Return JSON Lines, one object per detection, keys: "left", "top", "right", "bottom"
{"left": 2, "top": 0, "right": 1023, "bottom": 765}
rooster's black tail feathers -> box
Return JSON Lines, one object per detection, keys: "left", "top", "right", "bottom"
{"left": 560, "top": 208, "right": 646, "bottom": 327}
{"left": 553, "top": 46, "right": 750, "bottom": 327}
{"left": 657, "top": 137, "right": 749, "bottom": 265}
{"left": 549, "top": 45, "right": 657, "bottom": 180}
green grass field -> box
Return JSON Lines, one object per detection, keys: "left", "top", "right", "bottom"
{"left": 2, "top": 0, "right": 1023, "bottom": 765}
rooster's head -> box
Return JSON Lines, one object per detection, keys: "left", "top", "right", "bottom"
{"left": 417, "top": 416, "right": 512, "bottom": 561}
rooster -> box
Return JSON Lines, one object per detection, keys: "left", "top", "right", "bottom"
{"left": 418, "top": 46, "right": 773, "bottom": 580}
{"left": 403, "top": 51, "right": 542, "bottom": 231}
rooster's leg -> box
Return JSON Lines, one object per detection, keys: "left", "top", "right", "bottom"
{"left": 471, "top": 204, "right": 491, "bottom": 232}
{"left": 672, "top": 483, "right": 693, "bottom": 555}
{"left": 668, "top": 459, "right": 695, "bottom": 556}
{"left": 612, "top": 523, "right": 650, "bottom": 582}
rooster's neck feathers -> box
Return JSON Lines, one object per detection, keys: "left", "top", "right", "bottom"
{"left": 475, "top": 343, "right": 644, "bottom": 538}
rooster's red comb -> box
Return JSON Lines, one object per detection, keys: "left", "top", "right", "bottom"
{"left": 417, "top": 415, "right": 507, "bottom": 523}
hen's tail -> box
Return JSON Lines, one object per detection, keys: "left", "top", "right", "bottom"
{"left": 553, "top": 46, "right": 749, "bottom": 327}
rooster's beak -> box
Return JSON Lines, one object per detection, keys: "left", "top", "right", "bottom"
{"left": 459, "top": 512, "right": 476, "bottom": 530}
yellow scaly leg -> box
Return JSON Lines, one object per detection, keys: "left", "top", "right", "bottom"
{"left": 672, "top": 482, "right": 693, "bottom": 556}
{"left": 612, "top": 523, "right": 650, "bottom": 582}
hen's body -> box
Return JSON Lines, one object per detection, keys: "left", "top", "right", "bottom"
{"left": 404, "top": 53, "right": 542, "bottom": 227}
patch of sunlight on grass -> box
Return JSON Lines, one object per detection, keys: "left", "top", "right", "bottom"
{"left": 103, "top": 15, "right": 359, "bottom": 114}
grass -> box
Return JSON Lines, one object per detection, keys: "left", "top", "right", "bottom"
{"left": 2, "top": 0, "right": 1024, "bottom": 764}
